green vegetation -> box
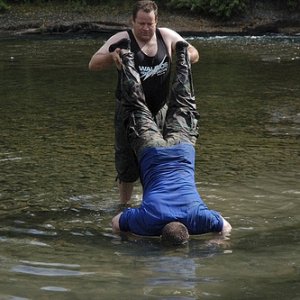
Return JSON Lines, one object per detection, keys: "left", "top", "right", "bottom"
{"left": 287, "top": 0, "right": 300, "bottom": 10}
{"left": 0, "top": 0, "right": 9, "bottom": 12}
{"left": 163, "top": 0, "right": 248, "bottom": 19}
{"left": 1, "top": 0, "right": 299, "bottom": 19}
{"left": 163, "top": 0, "right": 300, "bottom": 19}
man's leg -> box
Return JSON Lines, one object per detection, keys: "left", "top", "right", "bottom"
{"left": 164, "top": 41, "right": 199, "bottom": 146}
{"left": 115, "top": 99, "right": 139, "bottom": 204}
{"left": 118, "top": 181, "right": 134, "bottom": 204}
{"left": 119, "top": 49, "right": 166, "bottom": 156}
{"left": 111, "top": 38, "right": 163, "bottom": 203}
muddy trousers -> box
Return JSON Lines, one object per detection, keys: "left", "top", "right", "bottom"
{"left": 120, "top": 44, "right": 199, "bottom": 158}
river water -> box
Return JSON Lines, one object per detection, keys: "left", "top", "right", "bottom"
{"left": 0, "top": 34, "right": 299, "bottom": 299}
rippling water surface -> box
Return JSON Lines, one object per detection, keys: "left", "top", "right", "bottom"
{"left": 0, "top": 34, "right": 299, "bottom": 299}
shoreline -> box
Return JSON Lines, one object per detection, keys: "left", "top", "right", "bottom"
{"left": 0, "top": 3, "right": 300, "bottom": 38}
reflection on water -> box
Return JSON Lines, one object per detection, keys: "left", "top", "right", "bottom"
{"left": 0, "top": 35, "right": 299, "bottom": 299}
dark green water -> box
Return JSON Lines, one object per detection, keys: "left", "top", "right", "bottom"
{"left": 0, "top": 35, "right": 299, "bottom": 299}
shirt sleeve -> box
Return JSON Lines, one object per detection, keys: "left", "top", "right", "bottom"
{"left": 119, "top": 208, "right": 161, "bottom": 236}
{"left": 119, "top": 208, "right": 131, "bottom": 232}
{"left": 119, "top": 208, "right": 152, "bottom": 236}
{"left": 188, "top": 209, "right": 224, "bottom": 234}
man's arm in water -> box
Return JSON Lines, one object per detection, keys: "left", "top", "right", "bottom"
{"left": 221, "top": 217, "right": 232, "bottom": 236}
{"left": 112, "top": 212, "right": 122, "bottom": 233}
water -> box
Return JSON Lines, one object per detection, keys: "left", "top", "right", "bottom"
{"left": 0, "top": 34, "right": 299, "bottom": 299}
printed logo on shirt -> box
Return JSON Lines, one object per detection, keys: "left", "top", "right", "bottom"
{"left": 138, "top": 55, "right": 169, "bottom": 81}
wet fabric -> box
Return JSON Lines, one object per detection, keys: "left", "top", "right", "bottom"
{"left": 127, "top": 28, "right": 171, "bottom": 115}
{"left": 114, "top": 28, "right": 171, "bottom": 182}
{"left": 119, "top": 143, "right": 224, "bottom": 236}
{"left": 114, "top": 101, "right": 167, "bottom": 182}
{"left": 118, "top": 43, "right": 223, "bottom": 236}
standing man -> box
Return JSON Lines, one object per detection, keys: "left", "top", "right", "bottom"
{"left": 89, "top": 1, "right": 199, "bottom": 204}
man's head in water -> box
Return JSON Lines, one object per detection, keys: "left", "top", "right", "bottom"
{"left": 161, "top": 222, "right": 189, "bottom": 245}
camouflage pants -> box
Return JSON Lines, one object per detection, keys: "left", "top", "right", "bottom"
{"left": 115, "top": 101, "right": 167, "bottom": 182}
{"left": 120, "top": 50, "right": 199, "bottom": 159}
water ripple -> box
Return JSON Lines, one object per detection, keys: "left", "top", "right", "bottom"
{"left": 10, "top": 227, "right": 57, "bottom": 237}
{"left": 40, "top": 286, "right": 70, "bottom": 292}
{"left": 11, "top": 264, "right": 95, "bottom": 277}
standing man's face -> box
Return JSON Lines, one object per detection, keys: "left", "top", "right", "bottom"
{"left": 132, "top": 10, "right": 157, "bottom": 42}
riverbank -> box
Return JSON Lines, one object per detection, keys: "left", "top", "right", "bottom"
{"left": 0, "top": 2, "right": 300, "bottom": 37}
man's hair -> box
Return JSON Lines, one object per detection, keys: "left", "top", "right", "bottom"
{"left": 161, "top": 222, "right": 189, "bottom": 245}
{"left": 132, "top": 1, "right": 158, "bottom": 21}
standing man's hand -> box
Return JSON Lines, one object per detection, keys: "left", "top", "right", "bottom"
{"left": 111, "top": 49, "right": 123, "bottom": 70}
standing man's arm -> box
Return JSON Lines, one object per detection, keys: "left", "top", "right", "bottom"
{"left": 88, "top": 31, "right": 129, "bottom": 71}
{"left": 159, "top": 27, "right": 199, "bottom": 64}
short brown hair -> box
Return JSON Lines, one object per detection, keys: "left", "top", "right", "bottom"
{"left": 132, "top": 1, "right": 158, "bottom": 21}
{"left": 161, "top": 222, "right": 189, "bottom": 245}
